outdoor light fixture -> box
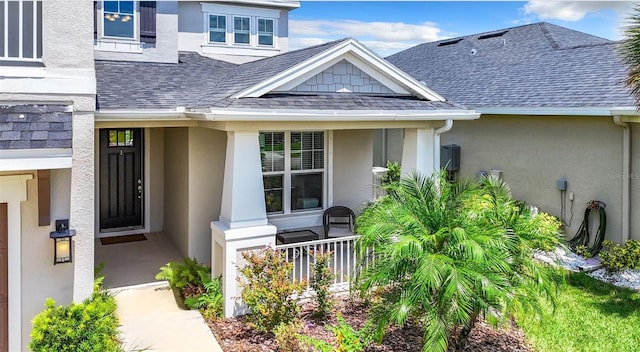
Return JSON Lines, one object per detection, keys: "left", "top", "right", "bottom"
{"left": 49, "top": 220, "right": 75, "bottom": 265}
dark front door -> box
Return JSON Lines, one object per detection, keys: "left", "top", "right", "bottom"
{"left": 100, "top": 129, "right": 144, "bottom": 230}
{"left": 1, "top": 203, "right": 8, "bottom": 352}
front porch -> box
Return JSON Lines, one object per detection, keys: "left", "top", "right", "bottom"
{"left": 95, "top": 232, "right": 182, "bottom": 288}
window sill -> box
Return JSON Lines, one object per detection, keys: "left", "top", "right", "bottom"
{"left": 202, "top": 42, "right": 279, "bottom": 53}
{"left": 94, "top": 39, "right": 146, "bottom": 54}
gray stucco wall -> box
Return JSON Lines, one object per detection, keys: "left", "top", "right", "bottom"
{"left": 42, "top": 0, "right": 94, "bottom": 69}
{"left": 440, "top": 115, "right": 626, "bottom": 242}
{"left": 333, "top": 130, "right": 374, "bottom": 214}
{"left": 163, "top": 128, "right": 189, "bottom": 256}
{"left": 93, "top": 1, "right": 179, "bottom": 63}
{"left": 187, "top": 127, "right": 226, "bottom": 265}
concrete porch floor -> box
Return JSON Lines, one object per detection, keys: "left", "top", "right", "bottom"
{"left": 95, "top": 232, "right": 183, "bottom": 289}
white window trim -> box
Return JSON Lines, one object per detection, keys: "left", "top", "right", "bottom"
{"left": 208, "top": 13, "right": 227, "bottom": 44}
{"left": 200, "top": 3, "right": 280, "bottom": 50}
{"left": 257, "top": 17, "right": 275, "bottom": 48}
{"left": 1, "top": 0, "right": 42, "bottom": 62}
{"left": 233, "top": 15, "right": 251, "bottom": 46}
{"left": 261, "top": 131, "right": 327, "bottom": 216}
{"left": 100, "top": 1, "right": 138, "bottom": 42}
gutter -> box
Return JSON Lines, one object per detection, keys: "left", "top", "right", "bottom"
{"left": 433, "top": 119, "right": 454, "bottom": 172}
{"left": 613, "top": 115, "right": 631, "bottom": 243}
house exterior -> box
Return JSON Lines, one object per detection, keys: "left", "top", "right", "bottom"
{"left": 386, "top": 22, "right": 640, "bottom": 244}
{"left": 1, "top": 2, "right": 637, "bottom": 348}
{"left": 1, "top": 0, "right": 480, "bottom": 347}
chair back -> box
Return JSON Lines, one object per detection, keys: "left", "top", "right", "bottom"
{"left": 323, "top": 206, "right": 356, "bottom": 237}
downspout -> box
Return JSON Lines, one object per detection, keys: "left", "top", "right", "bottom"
{"left": 613, "top": 115, "right": 631, "bottom": 243}
{"left": 433, "top": 119, "right": 454, "bottom": 172}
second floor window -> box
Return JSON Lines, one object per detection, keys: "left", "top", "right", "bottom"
{"left": 0, "top": 0, "right": 42, "bottom": 61}
{"left": 258, "top": 18, "right": 273, "bottom": 46}
{"left": 103, "top": 1, "right": 135, "bottom": 39}
{"left": 209, "top": 14, "right": 226, "bottom": 43}
{"left": 234, "top": 16, "right": 250, "bottom": 44}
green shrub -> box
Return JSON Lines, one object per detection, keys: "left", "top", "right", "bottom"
{"left": 274, "top": 320, "right": 304, "bottom": 352}
{"left": 379, "top": 161, "right": 401, "bottom": 191}
{"left": 29, "top": 292, "right": 123, "bottom": 352}
{"left": 299, "top": 314, "right": 373, "bottom": 352}
{"left": 184, "top": 273, "right": 224, "bottom": 319}
{"left": 238, "top": 248, "right": 306, "bottom": 332}
{"left": 600, "top": 240, "right": 640, "bottom": 272}
{"left": 155, "top": 257, "right": 210, "bottom": 290}
{"left": 310, "top": 250, "right": 334, "bottom": 318}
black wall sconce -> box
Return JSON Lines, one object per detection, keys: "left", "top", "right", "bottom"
{"left": 49, "top": 219, "right": 76, "bottom": 265}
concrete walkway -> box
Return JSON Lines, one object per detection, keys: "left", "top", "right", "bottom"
{"left": 113, "top": 282, "right": 224, "bottom": 352}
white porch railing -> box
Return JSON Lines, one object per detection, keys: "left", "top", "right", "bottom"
{"left": 275, "top": 235, "right": 372, "bottom": 295}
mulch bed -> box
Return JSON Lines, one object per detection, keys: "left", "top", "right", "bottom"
{"left": 207, "top": 297, "right": 532, "bottom": 352}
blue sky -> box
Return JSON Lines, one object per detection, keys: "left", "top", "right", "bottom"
{"left": 288, "top": 1, "right": 634, "bottom": 56}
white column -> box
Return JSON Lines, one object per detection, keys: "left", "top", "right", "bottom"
{"left": 219, "top": 131, "right": 269, "bottom": 228}
{"left": 212, "top": 131, "right": 277, "bottom": 317}
{"left": 401, "top": 128, "right": 436, "bottom": 177}
{"left": 71, "top": 112, "right": 94, "bottom": 302}
{"left": 0, "top": 174, "right": 32, "bottom": 352}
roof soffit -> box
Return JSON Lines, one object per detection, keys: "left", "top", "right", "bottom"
{"left": 232, "top": 39, "right": 446, "bottom": 101}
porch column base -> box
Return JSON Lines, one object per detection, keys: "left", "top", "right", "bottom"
{"left": 211, "top": 221, "right": 277, "bottom": 318}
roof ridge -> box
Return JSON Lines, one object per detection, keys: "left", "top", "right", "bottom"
{"left": 539, "top": 22, "right": 562, "bottom": 50}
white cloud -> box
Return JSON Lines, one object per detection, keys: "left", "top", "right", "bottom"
{"left": 289, "top": 19, "right": 445, "bottom": 56}
{"left": 524, "top": 1, "right": 632, "bottom": 22}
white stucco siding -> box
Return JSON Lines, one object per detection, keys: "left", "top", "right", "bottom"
{"left": 631, "top": 124, "right": 640, "bottom": 241}
{"left": 188, "top": 127, "right": 226, "bottom": 264}
{"left": 332, "top": 130, "right": 374, "bottom": 213}
{"left": 43, "top": 1, "right": 94, "bottom": 69}
{"left": 440, "top": 115, "right": 624, "bottom": 242}
{"left": 163, "top": 128, "right": 190, "bottom": 256}
{"left": 20, "top": 169, "right": 73, "bottom": 349}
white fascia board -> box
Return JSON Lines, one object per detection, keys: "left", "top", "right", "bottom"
{"left": 477, "top": 107, "right": 625, "bottom": 116}
{"left": 0, "top": 67, "right": 96, "bottom": 95}
{"left": 201, "top": 2, "right": 282, "bottom": 17}
{"left": 0, "top": 149, "right": 72, "bottom": 171}
{"left": 203, "top": 108, "right": 479, "bottom": 121}
{"left": 95, "top": 110, "right": 188, "bottom": 120}
{"left": 610, "top": 107, "right": 640, "bottom": 119}
{"left": 225, "top": 0, "right": 300, "bottom": 9}
{"left": 234, "top": 39, "right": 445, "bottom": 101}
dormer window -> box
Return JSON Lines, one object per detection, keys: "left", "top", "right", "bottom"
{"left": 233, "top": 16, "right": 250, "bottom": 45}
{"left": 103, "top": 1, "right": 135, "bottom": 39}
{"left": 201, "top": 3, "right": 280, "bottom": 52}
{"left": 209, "top": 14, "right": 226, "bottom": 43}
{"left": 258, "top": 18, "right": 274, "bottom": 46}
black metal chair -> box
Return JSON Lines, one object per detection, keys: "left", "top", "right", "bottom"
{"left": 323, "top": 206, "right": 356, "bottom": 238}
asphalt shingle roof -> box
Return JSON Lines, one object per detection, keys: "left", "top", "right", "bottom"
{"left": 386, "top": 22, "right": 634, "bottom": 109}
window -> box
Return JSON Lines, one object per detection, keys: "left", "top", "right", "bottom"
{"left": 233, "top": 16, "right": 250, "bottom": 44}
{"left": 257, "top": 18, "right": 273, "bottom": 46}
{"left": 208, "top": 14, "right": 226, "bottom": 43}
{"left": 103, "top": 1, "right": 135, "bottom": 39}
{"left": 260, "top": 131, "right": 325, "bottom": 214}
{"left": 108, "top": 129, "right": 135, "bottom": 147}
{"left": 0, "top": 0, "right": 43, "bottom": 61}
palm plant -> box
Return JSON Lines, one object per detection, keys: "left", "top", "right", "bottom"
{"left": 620, "top": 4, "right": 640, "bottom": 106}
{"left": 355, "top": 172, "right": 561, "bottom": 352}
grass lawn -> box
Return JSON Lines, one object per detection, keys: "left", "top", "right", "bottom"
{"left": 519, "top": 272, "right": 640, "bottom": 352}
